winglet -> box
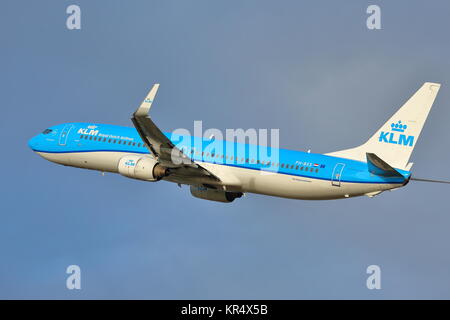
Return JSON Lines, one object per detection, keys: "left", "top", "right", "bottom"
{"left": 134, "top": 84, "right": 160, "bottom": 117}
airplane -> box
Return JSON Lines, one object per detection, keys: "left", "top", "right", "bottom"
{"left": 28, "top": 82, "right": 449, "bottom": 202}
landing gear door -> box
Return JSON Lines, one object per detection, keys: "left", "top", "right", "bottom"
{"left": 331, "top": 163, "right": 345, "bottom": 187}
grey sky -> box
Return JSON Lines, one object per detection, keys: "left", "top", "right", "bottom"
{"left": 1, "top": 0, "right": 450, "bottom": 299}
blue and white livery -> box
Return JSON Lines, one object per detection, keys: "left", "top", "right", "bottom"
{"left": 28, "top": 82, "right": 448, "bottom": 202}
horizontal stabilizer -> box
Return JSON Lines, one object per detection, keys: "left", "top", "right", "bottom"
{"left": 366, "top": 153, "right": 404, "bottom": 178}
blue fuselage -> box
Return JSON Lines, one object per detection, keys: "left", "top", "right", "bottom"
{"left": 29, "top": 122, "right": 410, "bottom": 186}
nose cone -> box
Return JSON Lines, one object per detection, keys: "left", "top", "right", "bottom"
{"left": 28, "top": 135, "right": 40, "bottom": 151}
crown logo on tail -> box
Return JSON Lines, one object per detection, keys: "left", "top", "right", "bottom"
{"left": 391, "top": 120, "right": 407, "bottom": 133}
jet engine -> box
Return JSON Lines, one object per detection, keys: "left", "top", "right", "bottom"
{"left": 190, "top": 186, "right": 243, "bottom": 203}
{"left": 118, "top": 155, "right": 168, "bottom": 182}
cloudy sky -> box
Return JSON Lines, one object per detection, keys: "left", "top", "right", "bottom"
{"left": 2, "top": 0, "right": 450, "bottom": 299}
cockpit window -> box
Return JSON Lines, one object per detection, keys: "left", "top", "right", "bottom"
{"left": 42, "top": 129, "right": 53, "bottom": 135}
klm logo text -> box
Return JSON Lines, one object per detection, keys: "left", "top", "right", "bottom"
{"left": 378, "top": 120, "right": 414, "bottom": 147}
{"left": 77, "top": 128, "right": 99, "bottom": 136}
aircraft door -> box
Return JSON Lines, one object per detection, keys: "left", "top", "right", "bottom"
{"left": 331, "top": 163, "right": 345, "bottom": 187}
{"left": 59, "top": 124, "right": 74, "bottom": 146}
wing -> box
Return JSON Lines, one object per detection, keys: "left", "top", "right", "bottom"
{"left": 131, "top": 84, "right": 222, "bottom": 185}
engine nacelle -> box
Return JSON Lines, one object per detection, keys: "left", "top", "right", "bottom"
{"left": 118, "top": 155, "right": 168, "bottom": 182}
{"left": 190, "top": 186, "right": 243, "bottom": 203}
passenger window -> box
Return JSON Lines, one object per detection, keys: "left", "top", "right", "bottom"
{"left": 80, "top": 135, "right": 83, "bottom": 139}
{"left": 310, "top": 168, "right": 314, "bottom": 172}
{"left": 296, "top": 166, "right": 299, "bottom": 170}
{"left": 315, "top": 168, "right": 319, "bottom": 173}
{"left": 89, "top": 136, "right": 93, "bottom": 140}
{"left": 290, "top": 165, "right": 294, "bottom": 169}
{"left": 300, "top": 167, "right": 303, "bottom": 171}
{"left": 128, "top": 141, "right": 132, "bottom": 145}
{"left": 251, "top": 159, "right": 255, "bottom": 163}
{"left": 132, "top": 142, "right": 136, "bottom": 146}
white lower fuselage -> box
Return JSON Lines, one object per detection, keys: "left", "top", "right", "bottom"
{"left": 36, "top": 150, "right": 403, "bottom": 200}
